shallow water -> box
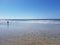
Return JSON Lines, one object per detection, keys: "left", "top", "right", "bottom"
{"left": 0, "top": 21, "right": 60, "bottom": 45}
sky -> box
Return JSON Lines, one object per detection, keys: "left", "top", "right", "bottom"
{"left": 0, "top": 0, "right": 60, "bottom": 19}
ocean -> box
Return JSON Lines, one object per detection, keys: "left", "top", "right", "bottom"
{"left": 0, "top": 19, "right": 60, "bottom": 45}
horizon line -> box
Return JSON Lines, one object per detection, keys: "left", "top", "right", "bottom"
{"left": 0, "top": 19, "right": 60, "bottom": 20}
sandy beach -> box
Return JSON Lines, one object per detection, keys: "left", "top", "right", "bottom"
{"left": 0, "top": 23, "right": 60, "bottom": 45}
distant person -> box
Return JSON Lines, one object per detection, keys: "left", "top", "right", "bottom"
{"left": 7, "top": 21, "right": 9, "bottom": 27}
{"left": 7, "top": 21, "right": 9, "bottom": 24}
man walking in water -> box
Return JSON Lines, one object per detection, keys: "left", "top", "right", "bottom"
{"left": 7, "top": 21, "right": 9, "bottom": 27}
{"left": 7, "top": 21, "right": 9, "bottom": 24}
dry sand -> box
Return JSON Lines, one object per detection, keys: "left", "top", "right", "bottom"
{"left": 0, "top": 30, "right": 60, "bottom": 45}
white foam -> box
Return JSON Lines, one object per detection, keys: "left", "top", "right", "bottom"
{"left": 13, "top": 20, "right": 60, "bottom": 24}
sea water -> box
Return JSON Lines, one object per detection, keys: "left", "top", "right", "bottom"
{"left": 0, "top": 19, "right": 60, "bottom": 45}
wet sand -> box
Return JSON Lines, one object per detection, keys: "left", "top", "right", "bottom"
{"left": 0, "top": 23, "right": 60, "bottom": 45}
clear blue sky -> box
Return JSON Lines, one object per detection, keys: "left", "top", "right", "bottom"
{"left": 0, "top": 0, "right": 60, "bottom": 19}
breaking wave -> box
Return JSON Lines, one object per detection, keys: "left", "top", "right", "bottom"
{"left": 16, "top": 20, "right": 60, "bottom": 24}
